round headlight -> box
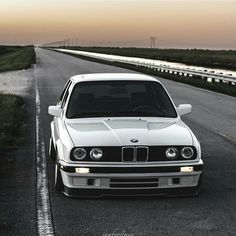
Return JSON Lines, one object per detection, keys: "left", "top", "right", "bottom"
{"left": 73, "top": 148, "right": 86, "bottom": 160}
{"left": 181, "top": 147, "right": 194, "bottom": 159}
{"left": 166, "top": 147, "right": 179, "bottom": 160}
{"left": 90, "top": 148, "right": 103, "bottom": 160}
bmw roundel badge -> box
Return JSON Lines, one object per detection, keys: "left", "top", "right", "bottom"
{"left": 130, "top": 139, "right": 138, "bottom": 143}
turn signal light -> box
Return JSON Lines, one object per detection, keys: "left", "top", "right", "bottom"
{"left": 180, "top": 166, "right": 193, "bottom": 172}
{"left": 75, "top": 167, "right": 90, "bottom": 174}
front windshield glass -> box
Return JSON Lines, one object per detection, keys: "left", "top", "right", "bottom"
{"left": 66, "top": 81, "right": 177, "bottom": 118}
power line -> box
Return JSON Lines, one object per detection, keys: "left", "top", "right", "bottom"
{"left": 42, "top": 38, "right": 148, "bottom": 47}
{"left": 41, "top": 37, "right": 236, "bottom": 48}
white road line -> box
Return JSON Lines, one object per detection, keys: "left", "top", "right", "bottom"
{"left": 36, "top": 81, "right": 55, "bottom": 236}
{"left": 217, "top": 133, "right": 236, "bottom": 146}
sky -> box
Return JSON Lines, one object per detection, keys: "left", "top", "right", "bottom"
{"left": 0, "top": 0, "right": 236, "bottom": 49}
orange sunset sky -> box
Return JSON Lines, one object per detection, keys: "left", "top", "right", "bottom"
{"left": 0, "top": 0, "right": 236, "bottom": 49}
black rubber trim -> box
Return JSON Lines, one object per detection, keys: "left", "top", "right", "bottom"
{"left": 61, "top": 164, "right": 203, "bottom": 173}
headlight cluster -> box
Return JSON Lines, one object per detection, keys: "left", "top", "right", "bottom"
{"left": 165, "top": 147, "right": 179, "bottom": 160}
{"left": 72, "top": 147, "right": 103, "bottom": 161}
{"left": 166, "top": 146, "right": 194, "bottom": 160}
{"left": 73, "top": 148, "right": 87, "bottom": 160}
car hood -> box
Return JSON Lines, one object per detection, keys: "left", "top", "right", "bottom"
{"left": 65, "top": 118, "right": 193, "bottom": 147}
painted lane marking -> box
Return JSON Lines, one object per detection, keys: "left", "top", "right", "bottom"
{"left": 217, "top": 133, "right": 236, "bottom": 146}
{"left": 36, "top": 81, "right": 55, "bottom": 236}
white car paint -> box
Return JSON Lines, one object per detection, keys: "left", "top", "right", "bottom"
{"left": 48, "top": 73, "right": 203, "bottom": 197}
{"left": 65, "top": 118, "right": 193, "bottom": 147}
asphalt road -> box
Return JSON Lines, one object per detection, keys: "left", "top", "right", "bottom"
{"left": 35, "top": 48, "right": 236, "bottom": 236}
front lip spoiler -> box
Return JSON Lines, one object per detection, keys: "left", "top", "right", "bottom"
{"left": 63, "top": 186, "right": 200, "bottom": 198}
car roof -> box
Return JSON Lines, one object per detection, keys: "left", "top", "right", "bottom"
{"left": 70, "top": 73, "right": 160, "bottom": 83}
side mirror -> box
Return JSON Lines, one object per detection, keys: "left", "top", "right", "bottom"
{"left": 48, "top": 105, "right": 62, "bottom": 117}
{"left": 177, "top": 104, "right": 192, "bottom": 116}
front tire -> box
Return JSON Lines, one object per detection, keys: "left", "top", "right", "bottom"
{"left": 194, "top": 174, "right": 202, "bottom": 196}
{"left": 55, "top": 161, "right": 64, "bottom": 191}
{"left": 49, "top": 138, "right": 56, "bottom": 161}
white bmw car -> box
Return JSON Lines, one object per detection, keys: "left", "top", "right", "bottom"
{"left": 48, "top": 73, "right": 203, "bottom": 197}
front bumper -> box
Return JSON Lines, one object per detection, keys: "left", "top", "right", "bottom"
{"left": 59, "top": 160, "right": 203, "bottom": 197}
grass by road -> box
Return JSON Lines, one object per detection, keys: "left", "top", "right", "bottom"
{"left": 0, "top": 94, "right": 25, "bottom": 152}
{"left": 62, "top": 47, "right": 236, "bottom": 71}
{"left": 0, "top": 46, "right": 35, "bottom": 72}
{"left": 0, "top": 46, "right": 34, "bottom": 151}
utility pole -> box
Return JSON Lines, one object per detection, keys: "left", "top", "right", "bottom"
{"left": 150, "top": 36, "right": 156, "bottom": 49}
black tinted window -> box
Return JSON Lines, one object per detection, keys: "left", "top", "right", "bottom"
{"left": 66, "top": 81, "right": 177, "bottom": 118}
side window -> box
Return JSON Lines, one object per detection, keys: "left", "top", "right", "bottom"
{"left": 59, "top": 80, "right": 71, "bottom": 105}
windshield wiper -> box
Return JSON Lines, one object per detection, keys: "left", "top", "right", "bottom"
{"left": 69, "top": 111, "right": 113, "bottom": 118}
{"left": 69, "top": 111, "right": 169, "bottom": 118}
{"left": 120, "top": 111, "right": 168, "bottom": 117}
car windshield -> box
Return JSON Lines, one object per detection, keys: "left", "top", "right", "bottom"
{"left": 66, "top": 81, "right": 177, "bottom": 118}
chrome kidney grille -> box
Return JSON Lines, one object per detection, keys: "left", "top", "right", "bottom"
{"left": 122, "top": 146, "right": 149, "bottom": 162}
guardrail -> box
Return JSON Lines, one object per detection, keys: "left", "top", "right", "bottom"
{"left": 55, "top": 48, "right": 236, "bottom": 86}
{"left": 132, "top": 62, "right": 236, "bottom": 85}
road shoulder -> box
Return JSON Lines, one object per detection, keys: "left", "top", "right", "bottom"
{"left": 0, "top": 70, "right": 37, "bottom": 236}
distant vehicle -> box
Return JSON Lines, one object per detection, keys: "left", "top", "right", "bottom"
{"left": 48, "top": 73, "right": 203, "bottom": 197}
